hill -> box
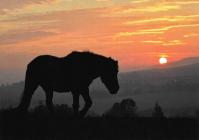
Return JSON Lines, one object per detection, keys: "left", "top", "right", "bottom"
{"left": 0, "top": 62, "right": 198, "bottom": 117}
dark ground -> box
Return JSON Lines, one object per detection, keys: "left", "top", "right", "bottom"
{"left": 0, "top": 107, "right": 198, "bottom": 140}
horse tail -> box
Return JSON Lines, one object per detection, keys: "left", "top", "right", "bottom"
{"left": 17, "top": 64, "right": 38, "bottom": 112}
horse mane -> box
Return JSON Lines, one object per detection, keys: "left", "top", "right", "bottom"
{"left": 64, "top": 51, "right": 118, "bottom": 71}
{"left": 64, "top": 51, "right": 113, "bottom": 61}
{"left": 65, "top": 51, "right": 106, "bottom": 59}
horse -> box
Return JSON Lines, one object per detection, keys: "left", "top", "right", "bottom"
{"left": 17, "top": 51, "right": 119, "bottom": 117}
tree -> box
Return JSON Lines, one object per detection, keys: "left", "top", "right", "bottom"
{"left": 152, "top": 102, "right": 165, "bottom": 118}
{"left": 104, "top": 102, "right": 121, "bottom": 117}
{"left": 104, "top": 98, "right": 137, "bottom": 117}
{"left": 120, "top": 98, "right": 137, "bottom": 117}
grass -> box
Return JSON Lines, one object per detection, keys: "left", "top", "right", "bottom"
{"left": 0, "top": 106, "right": 198, "bottom": 140}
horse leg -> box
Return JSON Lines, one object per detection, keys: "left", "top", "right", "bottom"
{"left": 18, "top": 81, "right": 38, "bottom": 113}
{"left": 43, "top": 88, "right": 54, "bottom": 114}
{"left": 72, "top": 93, "right": 80, "bottom": 116}
{"left": 79, "top": 88, "right": 92, "bottom": 117}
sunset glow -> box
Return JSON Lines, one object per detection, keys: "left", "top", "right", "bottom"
{"left": 0, "top": 0, "right": 199, "bottom": 83}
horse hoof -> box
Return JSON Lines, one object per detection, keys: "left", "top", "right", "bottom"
{"left": 78, "top": 111, "right": 87, "bottom": 118}
{"left": 72, "top": 113, "right": 84, "bottom": 119}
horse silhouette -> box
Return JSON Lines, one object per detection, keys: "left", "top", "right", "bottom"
{"left": 17, "top": 51, "right": 119, "bottom": 117}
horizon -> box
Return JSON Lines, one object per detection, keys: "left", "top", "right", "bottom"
{"left": 0, "top": 55, "right": 199, "bottom": 85}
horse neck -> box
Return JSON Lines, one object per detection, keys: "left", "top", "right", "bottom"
{"left": 91, "top": 56, "right": 107, "bottom": 77}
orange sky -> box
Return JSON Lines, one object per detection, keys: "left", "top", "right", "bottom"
{"left": 0, "top": 0, "right": 199, "bottom": 83}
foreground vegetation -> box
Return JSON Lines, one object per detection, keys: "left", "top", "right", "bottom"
{"left": 0, "top": 105, "right": 198, "bottom": 140}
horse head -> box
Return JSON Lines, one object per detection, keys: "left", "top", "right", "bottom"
{"left": 100, "top": 57, "right": 119, "bottom": 94}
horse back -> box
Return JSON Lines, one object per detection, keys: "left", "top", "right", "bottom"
{"left": 26, "top": 55, "right": 92, "bottom": 92}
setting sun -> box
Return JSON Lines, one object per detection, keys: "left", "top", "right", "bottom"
{"left": 159, "top": 57, "right": 168, "bottom": 64}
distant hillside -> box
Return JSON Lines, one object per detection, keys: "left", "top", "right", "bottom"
{"left": 167, "top": 57, "right": 199, "bottom": 67}
{"left": 0, "top": 63, "right": 199, "bottom": 117}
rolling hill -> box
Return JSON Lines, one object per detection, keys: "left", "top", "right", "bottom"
{"left": 0, "top": 62, "right": 198, "bottom": 117}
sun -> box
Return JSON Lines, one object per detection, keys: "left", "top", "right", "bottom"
{"left": 159, "top": 57, "right": 167, "bottom": 64}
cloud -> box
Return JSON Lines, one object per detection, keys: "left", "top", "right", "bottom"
{"left": 162, "top": 40, "right": 185, "bottom": 46}
{"left": 140, "top": 24, "right": 199, "bottom": 32}
{"left": 115, "top": 31, "right": 163, "bottom": 38}
{"left": 0, "top": 1, "right": 198, "bottom": 74}
{"left": 141, "top": 40, "right": 185, "bottom": 46}
{"left": 184, "top": 33, "right": 199, "bottom": 38}
{"left": 0, "top": 0, "right": 56, "bottom": 14}
{"left": 0, "top": 30, "right": 56, "bottom": 45}
{"left": 165, "top": 0, "right": 199, "bottom": 5}
{"left": 114, "top": 23, "right": 199, "bottom": 42}
{"left": 142, "top": 40, "right": 163, "bottom": 44}
{"left": 130, "top": 0, "right": 199, "bottom": 5}
{"left": 131, "top": 0, "right": 150, "bottom": 3}
{"left": 124, "top": 15, "right": 199, "bottom": 25}
{"left": 96, "top": 0, "right": 110, "bottom": 1}
{"left": 113, "top": 4, "right": 180, "bottom": 15}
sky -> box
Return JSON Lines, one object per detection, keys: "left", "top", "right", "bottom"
{"left": 0, "top": 0, "right": 199, "bottom": 83}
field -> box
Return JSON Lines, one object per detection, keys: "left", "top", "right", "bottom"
{"left": 0, "top": 107, "right": 198, "bottom": 140}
